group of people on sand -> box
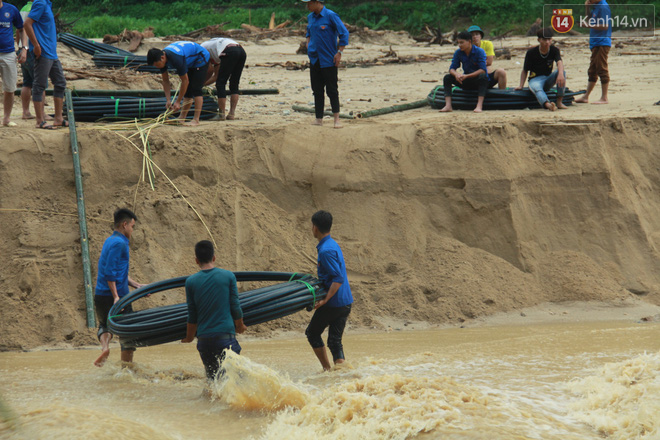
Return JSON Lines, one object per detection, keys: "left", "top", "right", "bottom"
{"left": 440, "top": 0, "right": 612, "bottom": 113}
{"left": 2, "top": 0, "right": 612, "bottom": 128}
{"left": 1, "top": 0, "right": 67, "bottom": 129}
{"left": 144, "top": 0, "right": 348, "bottom": 128}
{"left": 94, "top": 208, "right": 353, "bottom": 380}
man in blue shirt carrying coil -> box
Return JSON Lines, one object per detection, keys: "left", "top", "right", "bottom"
{"left": 302, "top": 0, "right": 349, "bottom": 129}
{"left": 306, "top": 210, "right": 354, "bottom": 371}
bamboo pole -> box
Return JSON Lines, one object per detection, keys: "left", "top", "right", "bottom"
{"left": 65, "top": 89, "right": 95, "bottom": 328}
{"left": 355, "top": 99, "right": 430, "bottom": 119}
{"left": 291, "top": 105, "right": 355, "bottom": 119}
{"left": 15, "top": 88, "right": 280, "bottom": 97}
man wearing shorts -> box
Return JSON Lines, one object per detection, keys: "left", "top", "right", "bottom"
{"left": 23, "top": 0, "right": 66, "bottom": 129}
{"left": 306, "top": 210, "right": 353, "bottom": 371}
{"left": 0, "top": 0, "right": 27, "bottom": 127}
{"left": 147, "top": 41, "right": 210, "bottom": 126}
{"left": 94, "top": 208, "right": 145, "bottom": 367}
{"left": 182, "top": 240, "right": 246, "bottom": 381}
{"left": 575, "top": 0, "right": 612, "bottom": 104}
{"left": 201, "top": 37, "right": 246, "bottom": 121}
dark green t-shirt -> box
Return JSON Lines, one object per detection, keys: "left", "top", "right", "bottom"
{"left": 185, "top": 267, "right": 243, "bottom": 337}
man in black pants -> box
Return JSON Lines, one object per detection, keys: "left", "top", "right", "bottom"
{"left": 302, "top": 0, "right": 349, "bottom": 128}
{"left": 147, "top": 41, "right": 210, "bottom": 126}
{"left": 306, "top": 210, "right": 354, "bottom": 371}
{"left": 202, "top": 38, "right": 247, "bottom": 121}
{"left": 439, "top": 30, "right": 490, "bottom": 113}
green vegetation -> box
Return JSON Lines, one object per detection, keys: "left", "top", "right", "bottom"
{"left": 9, "top": 0, "right": 660, "bottom": 38}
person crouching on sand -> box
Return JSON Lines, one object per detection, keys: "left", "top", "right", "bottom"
{"left": 439, "top": 30, "right": 489, "bottom": 113}
{"left": 515, "top": 28, "right": 567, "bottom": 111}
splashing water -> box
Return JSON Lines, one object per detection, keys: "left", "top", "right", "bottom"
{"left": 213, "top": 350, "right": 311, "bottom": 411}
{"left": 567, "top": 351, "right": 660, "bottom": 440}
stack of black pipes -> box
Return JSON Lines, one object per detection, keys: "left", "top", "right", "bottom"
{"left": 91, "top": 53, "right": 164, "bottom": 73}
{"left": 58, "top": 32, "right": 132, "bottom": 56}
{"left": 63, "top": 95, "right": 219, "bottom": 122}
{"left": 107, "top": 272, "right": 327, "bottom": 348}
{"left": 427, "top": 86, "right": 585, "bottom": 110}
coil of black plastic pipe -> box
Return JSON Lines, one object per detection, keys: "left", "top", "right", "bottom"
{"left": 63, "top": 96, "right": 219, "bottom": 121}
{"left": 107, "top": 272, "right": 327, "bottom": 348}
{"left": 427, "top": 86, "right": 585, "bottom": 110}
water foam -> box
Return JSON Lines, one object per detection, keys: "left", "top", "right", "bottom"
{"left": 567, "top": 351, "right": 660, "bottom": 440}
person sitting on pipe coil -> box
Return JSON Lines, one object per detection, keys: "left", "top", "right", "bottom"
{"left": 515, "top": 28, "right": 568, "bottom": 111}
{"left": 438, "top": 30, "right": 490, "bottom": 113}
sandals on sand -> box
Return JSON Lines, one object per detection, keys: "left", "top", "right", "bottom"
{"left": 38, "top": 121, "right": 57, "bottom": 130}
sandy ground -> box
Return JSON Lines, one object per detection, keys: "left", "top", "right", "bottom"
{"left": 0, "top": 29, "right": 659, "bottom": 351}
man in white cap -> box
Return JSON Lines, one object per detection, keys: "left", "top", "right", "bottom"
{"left": 301, "top": 0, "right": 349, "bottom": 128}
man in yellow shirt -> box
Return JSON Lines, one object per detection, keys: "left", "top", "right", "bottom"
{"left": 468, "top": 25, "right": 507, "bottom": 89}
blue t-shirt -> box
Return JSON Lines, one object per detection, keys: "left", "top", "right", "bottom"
{"left": 162, "top": 41, "right": 210, "bottom": 76}
{"left": 95, "top": 231, "right": 131, "bottom": 297}
{"left": 185, "top": 267, "right": 243, "bottom": 337}
{"left": 306, "top": 7, "right": 349, "bottom": 68}
{"left": 589, "top": 0, "right": 612, "bottom": 49}
{"left": 449, "top": 45, "right": 489, "bottom": 80}
{"left": 27, "top": 0, "right": 57, "bottom": 60}
{"left": 0, "top": 2, "right": 22, "bottom": 53}
{"left": 316, "top": 235, "right": 353, "bottom": 308}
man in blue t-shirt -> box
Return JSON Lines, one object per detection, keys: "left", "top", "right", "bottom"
{"left": 306, "top": 210, "right": 353, "bottom": 371}
{"left": 182, "top": 240, "right": 246, "bottom": 380}
{"left": 23, "top": 0, "right": 66, "bottom": 129}
{"left": 147, "top": 41, "right": 210, "bottom": 126}
{"left": 302, "top": 0, "right": 349, "bottom": 129}
{"left": 576, "top": 0, "right": 612, "bottom": 104}
{"left": 439, "top": 30, "right": 490, "bottom": 113}
{"left": 93, "top": 208, "right": 145, "bottom": 367}
{"left": 0, "top": 0, "right": 28, "bottom": 127}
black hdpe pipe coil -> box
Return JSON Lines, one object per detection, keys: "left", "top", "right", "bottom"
{"left": 58, "top": 32, "right": 132, "bottom": 56}
{"left": 63, "top": 96, "right": 218, "bottom": 122}
{"left": 92, "top": 53, "right": 166, "bottom": 73}
{"left": 107, "top": 272, "right": 327, "bottom": 348}
{"left": 427, "top": 86, "right": 585, "bottom": 110}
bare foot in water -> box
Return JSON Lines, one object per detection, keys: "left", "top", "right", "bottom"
{"left": 94, "top": 349, "right": 110, "bottom": 367}
{"left": 311, "top": 119, "right": 323, "bottom": 126}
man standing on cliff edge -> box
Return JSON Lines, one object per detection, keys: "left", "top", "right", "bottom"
{"left": 301, "top": 0, "right": 349, "bottom": 128}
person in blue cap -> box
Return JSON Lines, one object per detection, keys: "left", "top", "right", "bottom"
{"left": 301, "top": 0, "right": 349, "bottom": 128}
{"left": 468, "top": 25, "right": 507, "bottom": 89}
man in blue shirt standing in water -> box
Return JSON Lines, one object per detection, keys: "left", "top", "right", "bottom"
{"left": 302, "top": 0, "right": 349, "bottom": 129}
{"left": 147, "top": 41, "right": 210, "bottom": 126}
{"left": 94, "top": 208, "right": 145, "bottom": 367}
{"left": 306, "top": 210, "right": 353, "bottom": 371}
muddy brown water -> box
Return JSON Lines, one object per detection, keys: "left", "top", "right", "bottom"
{"left": 1, "top": 321, "right": 659, "bottom": 440}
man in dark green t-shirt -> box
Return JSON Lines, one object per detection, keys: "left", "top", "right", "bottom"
{"left": 182, "top": 240, "right": 246, "bottom": 380}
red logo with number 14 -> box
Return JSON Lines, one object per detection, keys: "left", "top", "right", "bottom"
{"left": 552, "top": 9, "right": 574, "bottom": 33}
